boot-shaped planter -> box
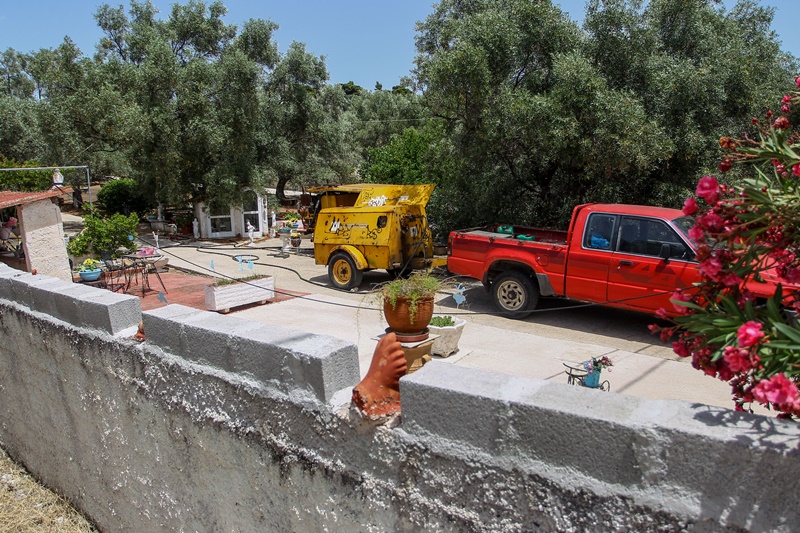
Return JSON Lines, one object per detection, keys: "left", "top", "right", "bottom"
{"left": 352, "top": 332, "right": 407, "bottom": 419}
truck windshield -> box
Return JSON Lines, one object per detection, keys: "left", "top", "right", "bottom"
{"left": 672, "top": 216, "right": 695, "bottom": 243}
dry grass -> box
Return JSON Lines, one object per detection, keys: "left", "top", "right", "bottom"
{"left": 0, "top": 446, "right": 96, "bottom": 533}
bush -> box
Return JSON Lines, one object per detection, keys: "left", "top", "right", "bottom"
{"left": 66, "top": 208, "right": 139, "bottom": 259}
{"left": 96, "top": 179, "right": 152, "bottom": 216}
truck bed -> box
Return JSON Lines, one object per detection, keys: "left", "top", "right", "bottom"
{"left": 458, "top": 224, "right": 568, "bottom": 245}
{"left": 448, "top": 224, "right": 568, "bottom": 295}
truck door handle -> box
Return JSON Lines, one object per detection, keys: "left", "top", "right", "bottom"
{"left": 618, "top": 260, "right": 633, "bottom": 266}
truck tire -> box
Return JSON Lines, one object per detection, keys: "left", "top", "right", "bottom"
{"left": 328, "top": 252, "right": 363, "bottom": 290}
{"left": 491, "top": 271, "right": 538, "bottom": 319}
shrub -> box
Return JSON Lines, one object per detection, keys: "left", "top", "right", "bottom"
{"left": 96, "top": 179, "right": 152, "bottom": 216}
{"left": 653, "top": 79, "right": 800, "bottom": 418}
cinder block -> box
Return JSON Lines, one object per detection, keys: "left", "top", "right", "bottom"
{"left": 75, "top": 290, "right": 141, "bottom": 335}
{"left": 239, "top": 328, "right": 359, "bottom": 401}
{"left": 142, "top": 304, "right": 208, "bottom": 356}
{"left": 402, "top": 362, "right": 650, "bottom": 484}
{"left": 27, "top": 276, "right": 75, "bottom": 316}
{"left": 141, "top": 304, "right": 360, "bottom": 402}
{"left": 0, "top": 266, "right": 24, "bottom": 302}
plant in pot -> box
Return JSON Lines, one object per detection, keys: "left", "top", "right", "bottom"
{"left": 379, "top": 271, "right": 442, "bottom": 340}
{"left": 428, "top": 315, "right": 467, "bottom": 357}
{"left": 76, "top": 258, "right": 103, "bottom": 281}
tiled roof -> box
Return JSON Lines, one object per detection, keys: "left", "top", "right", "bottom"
{"left": 0, "top": 188, "right": 73, "bottom": 210}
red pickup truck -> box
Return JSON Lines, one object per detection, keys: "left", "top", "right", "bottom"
{"left": 447, "top": 203, "right": 783, "bottom": 318}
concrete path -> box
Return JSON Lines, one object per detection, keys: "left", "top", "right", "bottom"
{"left": 92, "top": 228, "right": 762, "bottom": 414}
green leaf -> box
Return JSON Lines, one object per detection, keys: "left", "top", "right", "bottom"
{"left": 774, "top": 322, "right": 800, "bottom": 344}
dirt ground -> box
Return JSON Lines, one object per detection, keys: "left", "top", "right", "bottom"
{"left": 0, "top": 447, "right": 96, "bottom": 532}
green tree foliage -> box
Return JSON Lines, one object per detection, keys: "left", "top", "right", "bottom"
{"left": 414, "top": 0, "right": 796, "bottom": 229}
{"left": 96, "top": 178, "right": 153, "bottom": 216}
{"left": 0, "top": 158, "right": 51, "bottom": 191}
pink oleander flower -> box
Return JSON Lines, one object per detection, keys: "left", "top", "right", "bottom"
{"left": 682, "top": 197, "right": 698, "bottom": 216}
{"left": 737, "top": 321, "right": 764, "bottom": 348}
{"left": 752, "top": 373, "right": 798, "bottom": 405}
{"left": 723, "top": 346, "right": 752, "bottom": 373}
{"left": 699, "top": 257, "right": 723, "bottom": 280}
{"left": 696, "top": 212, "right": 724, "bottom": 233}
{"left": 718, "top": 160, "right": 732, "bottom": 173}
{"left": 4, "top": 217, "right": 16, "bottom": 229}
{"left": 670, "top": 290, "right": 691, "bottom": 314}
{"left": 793, "top": 163, "right": 800, "bottom": 178}
{"left": 720, "top": 272, "right": 741, "bottom": 287}
{"left": 688, "top": 225, "right": 705, "bottom": 242}
{"left": 696, "top": 176, "right": 720, "bottom": 205}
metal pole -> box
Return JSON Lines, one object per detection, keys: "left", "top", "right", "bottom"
{"left": 86, "top": 167, "right": 92, "bottom": 206}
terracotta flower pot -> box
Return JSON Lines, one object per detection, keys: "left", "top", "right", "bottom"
{"left": 383, "top": 295, "right": 434, "bottom": 335}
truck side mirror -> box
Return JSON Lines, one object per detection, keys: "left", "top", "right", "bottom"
{"left": 659, "top": 243, "right": 672, "bottom": 264}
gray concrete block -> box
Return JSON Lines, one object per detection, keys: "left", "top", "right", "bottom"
{"left": 240, "top": 328, "right": 359, "bottom": 401}
{"left": 27, "top": 276, "right": 75, "bottom": 316}
{"left": 141, "top": 304, "right": 359, "bottom": 402}
{"left": 75, "top": 290, "right": 141, "bottom": 335}
{"left": 402, "top": 363, "right": 650, "bottom": 484}
{"left": 180, "top": 311, "right": 263, "bottom": 370}
{"left": 0, "top": 266, "right": 24, "bottom": 302}
{"left": 142, "top": 304, "right": 208, "bottom": 356}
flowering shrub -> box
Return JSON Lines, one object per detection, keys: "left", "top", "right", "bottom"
{"left": 653, "top": 77, "right": 800, "bottom": 418}
{"left": 584, "top": 356, "right": 613, "bottom": 374}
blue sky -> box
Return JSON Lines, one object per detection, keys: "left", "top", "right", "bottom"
{"left": 0, "top": 1, "right": 798, "bottom": 90}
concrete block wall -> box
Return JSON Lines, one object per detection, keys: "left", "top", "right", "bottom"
{"left": 0, "top": 263, "right": 798, "bottom": 532}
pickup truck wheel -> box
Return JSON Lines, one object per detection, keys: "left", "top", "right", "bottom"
{"left": 328, "top": 253, "right": 363, "bottom": 290}
{"left": 491, "top": 271, "right": 538, "bottom": 318}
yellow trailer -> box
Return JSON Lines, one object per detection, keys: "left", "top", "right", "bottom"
{"left": 310, "top": 184, "right": 446, "bottom": 289}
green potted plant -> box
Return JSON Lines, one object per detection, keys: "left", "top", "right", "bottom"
{"left": 428, "top": 315, "right": 467, "bottom": 357}
{"left": 380, "top": 271, "right": 442, "bottom": 337}
{"left": 76, "top": 258, "right": 103, "bottom": 282}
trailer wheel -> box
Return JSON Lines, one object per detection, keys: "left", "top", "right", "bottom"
{"left": 328, "top": 252, "right": 363, "bottom": 290}
{"left": 491, "top": 271, "right": 538, "bottom": 319}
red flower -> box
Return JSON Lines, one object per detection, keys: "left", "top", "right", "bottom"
{"left": 737, "top": 321, "right": 764, "bottom": 348}
{"left": 723, "top": 346, "right": 752, "bottom": 373}
{"left": 696, "top": 176, "right": 720, "bottom": 205}
{"left": 796, "top": 76, "right": 800, "bottom": 89}
{"left": 682, "top": 197, "right": 698, "bottom": 216}
{"left": 773, "top": 116, "right": 790, "bottom": 130}
{"left": 752, "top": 373, "right": 798, "bottom": 405}
{"left": 672, "top": 339, "right": 691, "bottom": 358}
{"left": 718, "top": 160, "right": 732, "bottom": 173}
{"left": 793, "top": 163, "right": 800, "bottom": 178}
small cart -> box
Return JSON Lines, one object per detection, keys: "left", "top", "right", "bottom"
{"left": 563, "top": 361, "right": 610, "bottom": 391}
